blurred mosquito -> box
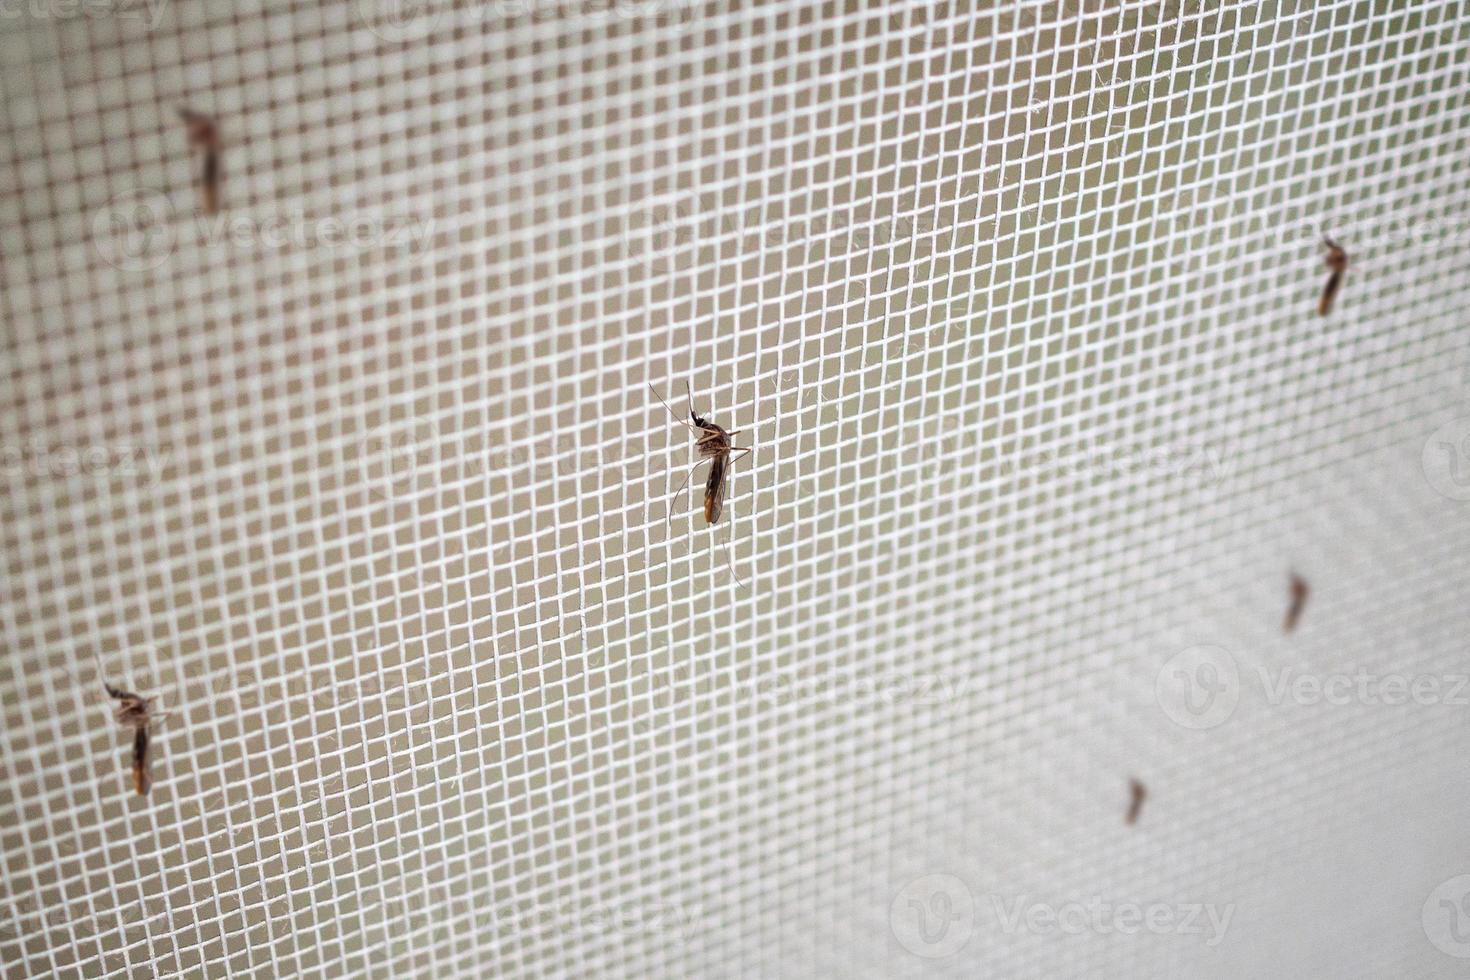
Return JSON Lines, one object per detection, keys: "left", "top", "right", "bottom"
{"left": 179, "top": 108, "right": 221, "bottom": 215}
{"left": 1284, "top": 572, "right": 1309, "bottom": 634}
{"left": 93, "top": 653, "right": 167, "bottom": 796}
{"left": 1318, "top": 234, "right": 1348, "bottom": 316}
{"left": 650, "top": 381, "right": 754, "bottom": 589}
{"left": 1126, "top": 777, "right": 1147, "bottom": 826}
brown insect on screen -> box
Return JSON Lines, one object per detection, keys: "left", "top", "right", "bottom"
{"left": 3, "top": 1, "right": 1470, "bottom": 977}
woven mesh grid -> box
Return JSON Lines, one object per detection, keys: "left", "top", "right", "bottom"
{"left": 4, "top": 0, "right": 1470, "bottom": 976}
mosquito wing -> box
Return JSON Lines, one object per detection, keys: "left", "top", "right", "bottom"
{"left": 703, "top": 453, "right": 727, "bottom": 524}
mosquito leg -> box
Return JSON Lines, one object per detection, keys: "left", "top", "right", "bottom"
{"left": 721, "top": 523, "right": 748, "bottom": 593}
{"left": 664, "top": 460, "right": 705, "bottom": 535}
{"left": 715, "top": 485, "right": 751, "bottom": 592}
{"left": 718, "top": 449, "right": 753, "bottom": 592}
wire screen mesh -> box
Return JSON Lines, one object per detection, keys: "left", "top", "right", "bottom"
{"left": 4, "top": 0, "right": 1470, "bottom": 976}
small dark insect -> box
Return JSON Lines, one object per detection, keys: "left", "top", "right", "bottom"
{"left": 1318, "top": 234, "right": 1348, "bottom": 316}
{"left": 178, "top": 108, "right": 221, "bottom": 215}
{"left": 1284, "top": 572, "right": 1309, "bottom": 634}
{"left": 650, "top": 381, "right": 754, "bottom": 587}
{"left": 1126, "top": 777, "right": 1147, "bottom": 826}
{"left": 94, "top": 654, "right": 166, "bottom": 796}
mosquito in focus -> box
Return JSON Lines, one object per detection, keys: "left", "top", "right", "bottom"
{"left": 1318, "top": 234, "right": 1348, "bottom": 316}
{"left": 1126, "top": 777, "right": 1147, "bottom": 826}
{"left": 650, "top": 381, "right": 754, "bottom": 588}
{"left": 179, "top": 108, "right": 221, "bottom": 215}
{"left": 1284, "top": 572, "right": 1309, "bottom": 634}
{"left": 93, "top": 654, "right": 167, "bottom": 796}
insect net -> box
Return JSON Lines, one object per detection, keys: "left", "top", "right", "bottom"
{"left": 3, "top": 1, "right": 1470, "bottom": 977}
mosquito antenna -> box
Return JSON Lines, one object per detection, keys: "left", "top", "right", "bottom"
{"left": 683, "top": 380, "right": 697, "bottom": 421}
{"left": 91, "top": 650, "right": 120, "bottom": 697}
{"left": 649, "top": 383, "right": 693, "bottom": 429}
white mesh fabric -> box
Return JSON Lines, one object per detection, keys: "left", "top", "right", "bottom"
{"left": 3, "top": 1, "right": 1470, "bottom": 977}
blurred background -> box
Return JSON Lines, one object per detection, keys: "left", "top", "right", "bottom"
{"left": 3, "top": 0, "right": 1470, "bottom": 976}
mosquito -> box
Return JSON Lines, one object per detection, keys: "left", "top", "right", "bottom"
{"left": 179, "top": 108, "right": 221, "bottom": 215}
{"left": 93, "top": 653, "right": 166, "bottom": 796}
{"left": 1318, "top": 234, "right": 1348, "bottom": 316}
{"left": 650, "top": 381, "right": 754, "bottom": 588}
{"left": 1284, "top": 572, "right": 1309, "bottom": 634}
{"left": 1126, "top": 777, "right": 1147, "bottom": 826}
